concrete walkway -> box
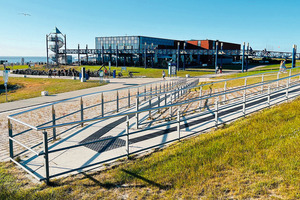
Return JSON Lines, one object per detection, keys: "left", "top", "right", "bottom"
{"left": 0, "top": 74, "right": 163, "bottom": 114}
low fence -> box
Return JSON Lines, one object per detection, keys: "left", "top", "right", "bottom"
{"left": 7, "top": 68, "right": 300, "bottom": 184}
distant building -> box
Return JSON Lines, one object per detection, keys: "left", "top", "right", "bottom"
{"left": 188, "top": 40, "right": 241, "bottom": 65}
{"left": 95, "top": 36, "right": 240, "bottom": 67}
{"left": 95, "top": 36, "right": 202, "bottom": 66}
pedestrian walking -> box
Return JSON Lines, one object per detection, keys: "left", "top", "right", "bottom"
{"left": 279, "top": 60, "right": 287, "bottom": 73}
{"left": 162, "top": 70, "right": 166, "bottom": 80}
{"left": 48, "top": 69, "right": 52, "bottom": 78}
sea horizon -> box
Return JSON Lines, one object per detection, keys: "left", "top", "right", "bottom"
{"left": 0, "top": 56, "right": 47, "bottom": 64}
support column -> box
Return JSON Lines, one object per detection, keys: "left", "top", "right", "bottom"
{"left": 177, "top": 42, "right": 180, "bottom": 72}
{"left": 183, "top": 42, "right": 186, "bottom": 71}
{"left": 242, "top": 42, "right": 245, "bottom": 72}
{"left": 246, "top": 43, "right": 249, "bottom": 71}
{"left": 78, "top": 44, "right": 81, "bottom": 66}
{"left": 64, "top": 34, "right": 67, "bottom": 65}
{"left": 215, "top": 41, "right": 219, "bottom": 73}
{"left": 46, "top": 35, "right": 49, "bottom": 68}
{"left": 86, "top": 44, "right": 89, "bottom": 64}
{"left": 116, "top": 43, "right": 119, "bottom": 67}
{"left": 102, "top": 45, "right": 104, "bottom": 64}
{"left": 292, "top": 44, "right": 297, "bottom": 68}
{"left": 144, "top": 42, "right": 147, "bottom": 69}
{"left": 220, "top": 42, "right": 223, "bottom": 70}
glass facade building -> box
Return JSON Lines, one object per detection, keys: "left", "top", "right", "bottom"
{"left": 95, "top": 36, "right": 175, "bottom": 50}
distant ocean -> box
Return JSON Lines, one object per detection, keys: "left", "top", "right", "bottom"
{"left": 0, "top": 56, "right": 47, "bottom": 64}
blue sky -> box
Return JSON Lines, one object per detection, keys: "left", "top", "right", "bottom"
{"left": 0, "top": 0, "right": 299, "bottom": 56}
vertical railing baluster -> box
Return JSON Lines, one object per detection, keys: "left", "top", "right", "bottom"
{"left": 101, "top": 93, "right": 104, "bottom": 117}
{"left": 8, "top": 119, "right": 13, "bottom": 159}
{"left": 128, "top": 89, "right": 130, "bottom": 108}
{"left": 43, "top": 130, "right": 50, "bottom": 185}
{"left": 126, "top": 115, "right": 129, "bottom": 158}
{"left": 80, "top": 97, "right": 84, "bottom": 127}
{"left": 215, "top": 100, "right": 219, "bottom": 127}
{"left": 136, "top": 95, "right": 139, "bottom": 129}
{"left": 116, "top": 91, "right": 119, "bottom": 112}
{"left": 52, "top": 105, "right": 56, "bottom": 140}
{"left": 267, "top": 86, "right": 271, "bottom": 107}
{"left": 177, "top": 108, "right": 181, "bottom": 141}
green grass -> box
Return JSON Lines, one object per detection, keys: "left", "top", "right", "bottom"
{"left": 0, "top": 77, "right": 106, "bottom": 103}
{"left": 2, "top": 97, "right": 300, "bottom": 199}
{"left": 0, "top": 65, "right": 34, "bottom": 70}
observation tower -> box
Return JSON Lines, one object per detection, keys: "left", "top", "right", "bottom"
{"left": 46, "top": 27, "right": 67, "bottom": 67}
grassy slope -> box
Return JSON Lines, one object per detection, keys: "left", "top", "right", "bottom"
{"left": 1, "top": 98, "right": 300, "bottom": 199}
{"left": 0, "top": 77, "right": 105, "bottom": 103}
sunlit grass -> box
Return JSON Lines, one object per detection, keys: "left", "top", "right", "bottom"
{"left": 0, "top": 77, "right": 106, "bottom": 103}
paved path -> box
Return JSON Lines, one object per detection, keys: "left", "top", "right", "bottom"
{"left": 0, "top": 74, "right": 163, "bottom": 114}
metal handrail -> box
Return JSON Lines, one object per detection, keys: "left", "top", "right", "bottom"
{"left": 8, "top": 72, "right": 300, "bottom": 131}
{"left": 8, "top": 78, "right": 178, "bottom": 118}
{"left": 8, "top": 70, "right": 300, "bottom": 184}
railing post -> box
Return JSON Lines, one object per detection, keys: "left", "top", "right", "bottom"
{"left": 267, "top": 86, "right": 271, "bottom": 108}
{"left": 277, "top": 73, "right": 280, "bottom": 88}
{"left": 163, "top": 83, "right": 166, "bottom": 93}
{"left": 155, "top": 84, "right": 157, "bottom": 96}
{"left": 169, "top": 92, "right": 173, "bottom": 118}
{"left": 128, "top": 89, "right": 130, "bottom": 108}
{"left": 52, "top": 105, "right": 56, "bottom": 140}
{"left": 136, "top": 95, "right": 139, "bottom": 129}
{"left": 126, "top": 115, "right": 129, "bottom": 158}
{"left": 80, "top": 97, "right": 84, "bottom": 127}
{"left": 150, "top": 84, "right": 152, "bottom": 99}
{"left": 164, "top": 93, "right": 167, "bottom": 106}
{"left": 243, "top": 91, "right": 246, "bottom": 117}
{"left": 8, "top": 119, "right": 13, "bottom": 158}
{"left": 144, "top": 86, "right": 146, "bottom": 101}
{"left": 223, "top": 81, "right": 227, "bottom": 103}
{"left": 199, "top": 86, "right": 203, "bottom": 109}
{"left": 215, "top": 100, "right": 219, "bottom": 127}
{"left": 43, "top": 130, "right": 50, "bottom": 185}
{"left": 286, "top": 79, "right": 289, "bottom": 102}
{"left": 116, "top": 91, "right": 119, "bottom": 112}
{"left": 244, "top": 77, "right": 247, "bottom": 97}
{"left": 180, "top": 86, "right": 183, "bottom": 96}
{"left": 149, "top": 96, "right": 152, "bottom": 119}
{"left": 101, "top": 93, "right": 104, "bottom": 117}
{"left": 160, "top": 84, "right": 162, "bottom": 94}
{"left": 158, "top": 94, "right": 161, "bottom": 113}
{"left": 289, "top": 69, "right": 291, "bottom": 85}
{"left": 261, "top": 74, "right": 264, "bottom": 93}
{"left": 177, "top": 108, "right": 181, "bottom": 141}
